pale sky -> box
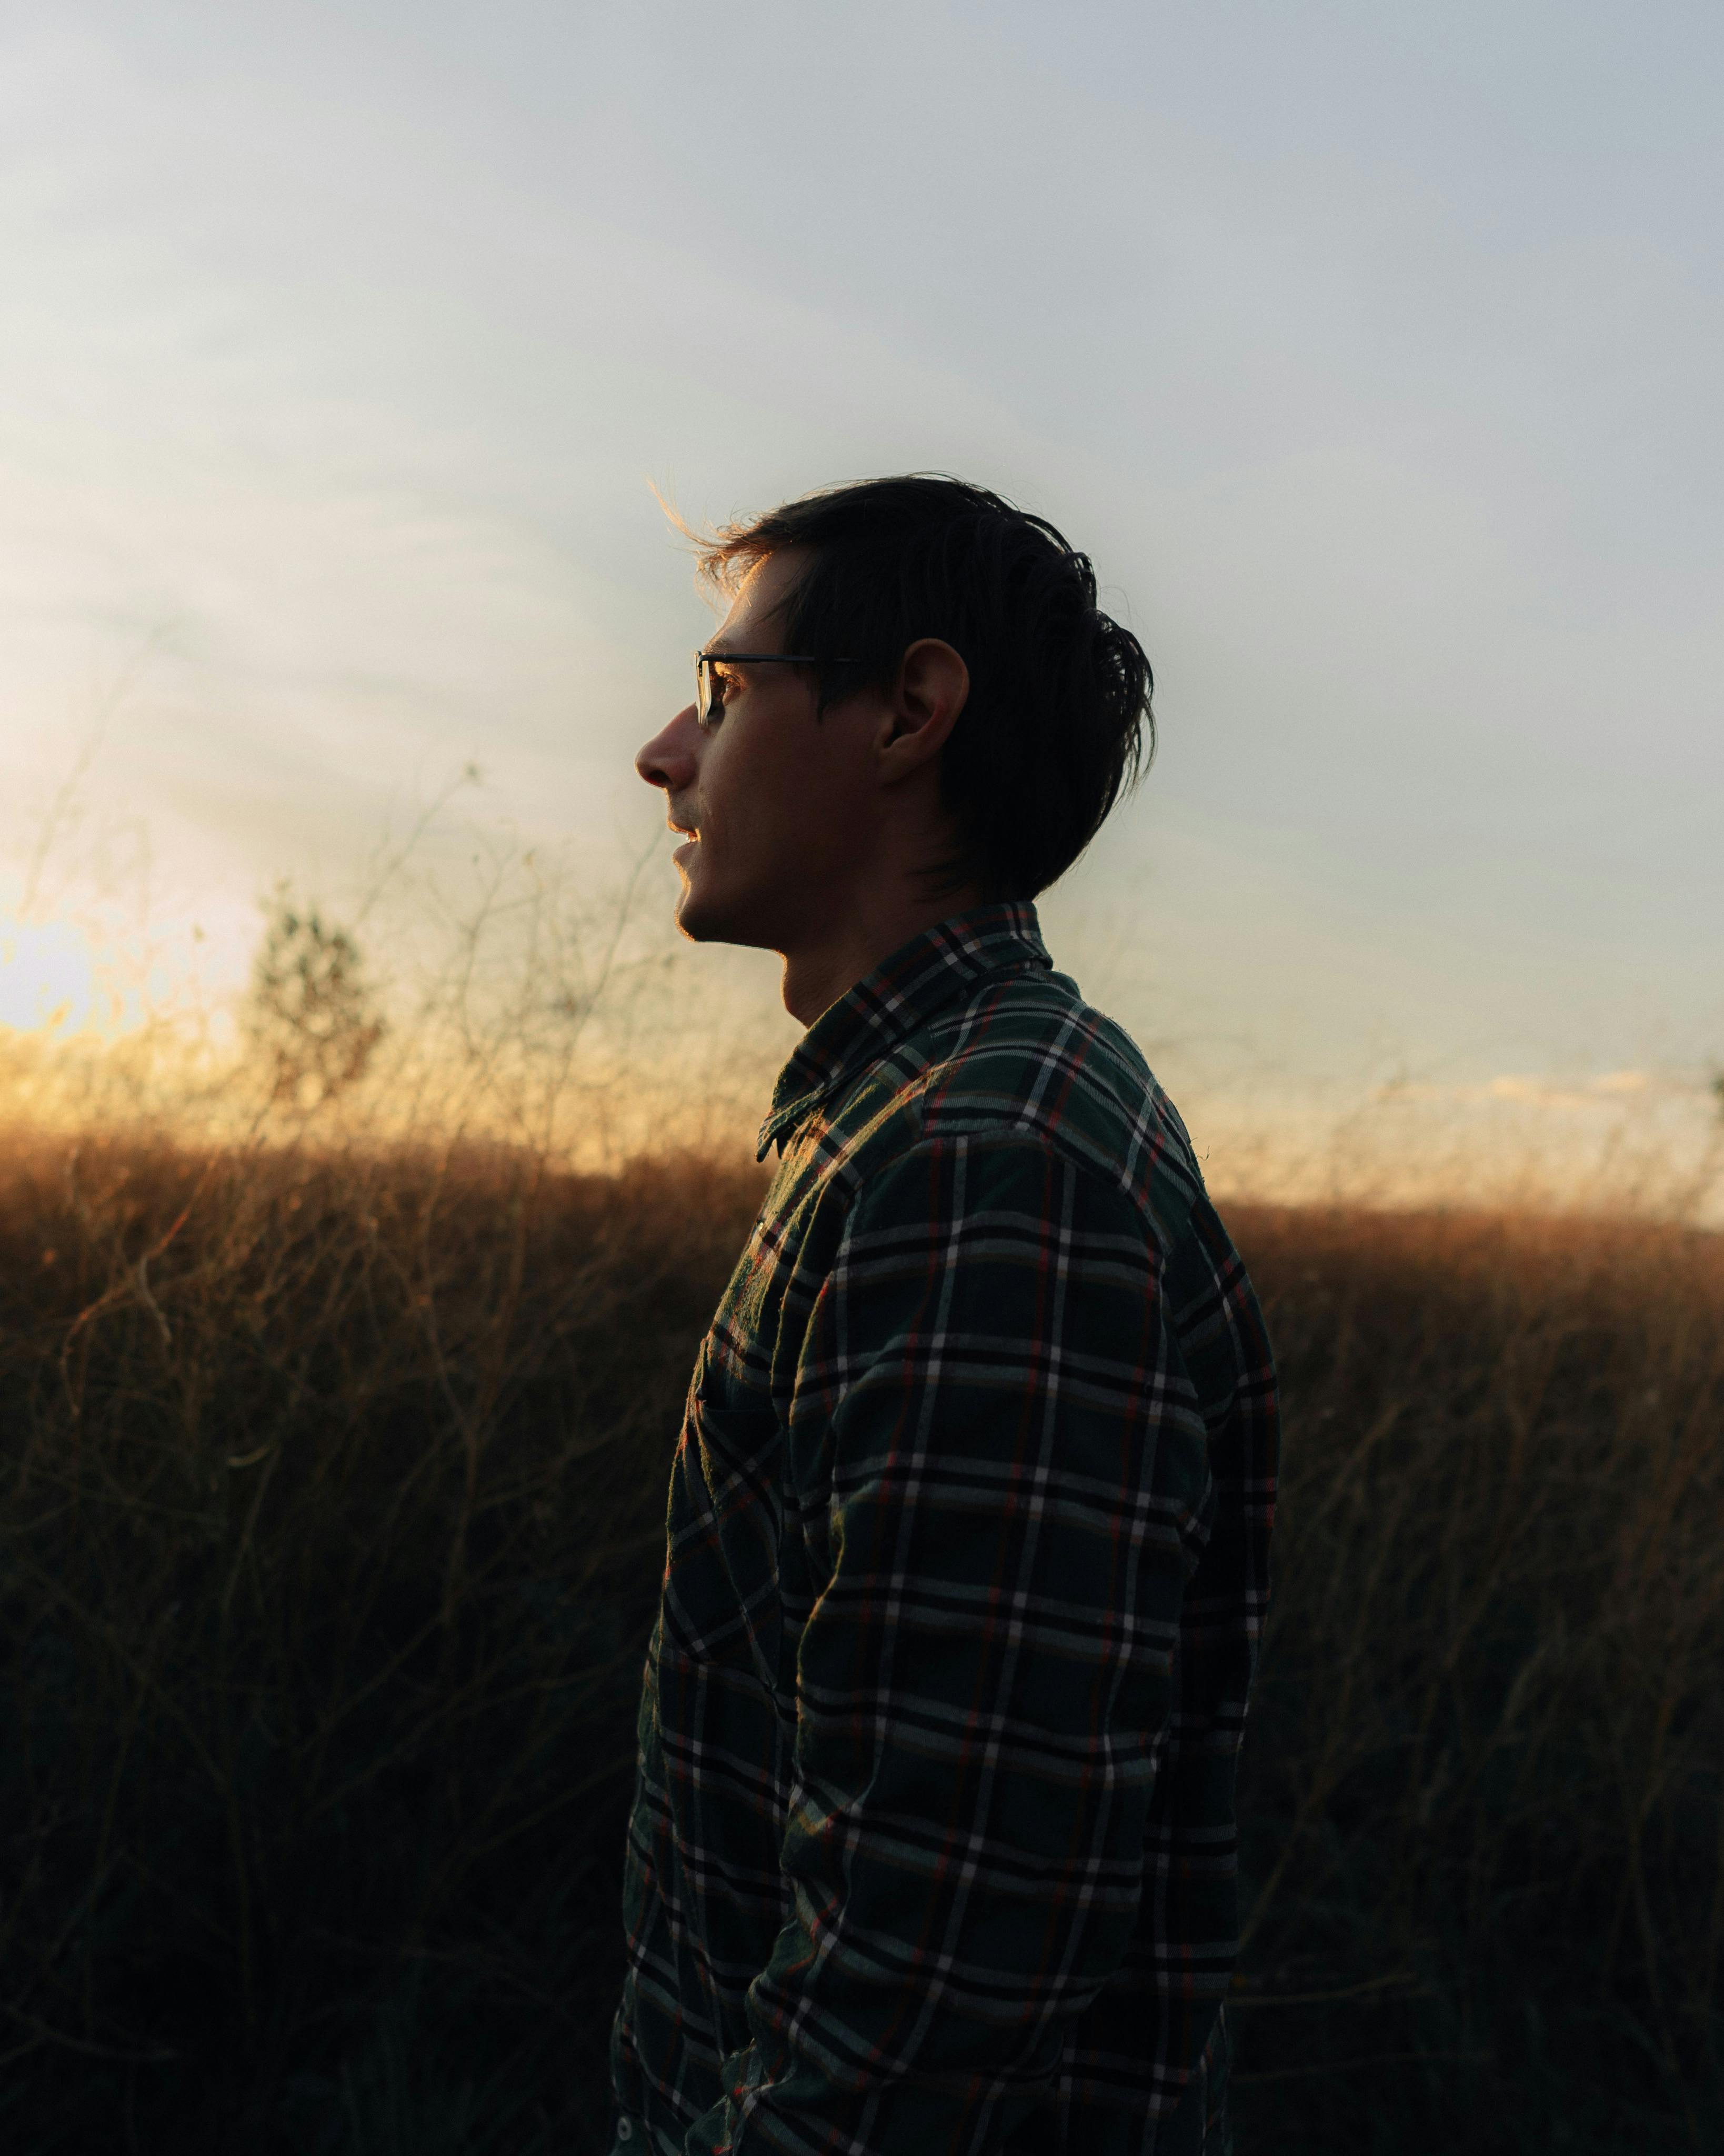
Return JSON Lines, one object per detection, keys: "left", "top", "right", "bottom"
{"left": 3, "top": 1, "right": 1721, "bottom": 1111}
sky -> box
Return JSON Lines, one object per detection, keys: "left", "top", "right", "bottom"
{"left": 3, "top": 0, "right": 1721, "bottom": 1142}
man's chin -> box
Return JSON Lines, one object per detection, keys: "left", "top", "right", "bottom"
{"left": 673, "top": 873, "right": 774, "bottom": 952}
{"left": 674, "top": 896, "right": 718, "bottom": 943}
{"left": 673, "top": 876, "right": 729, "bottom": 945}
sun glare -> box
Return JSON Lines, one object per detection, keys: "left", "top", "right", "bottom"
{"left": 0, "top": 915, "right": 109, "bottom": 1035}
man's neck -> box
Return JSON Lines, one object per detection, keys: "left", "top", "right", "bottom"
{"left": 779, "top": 885, "right": 987, "bottom": 1027}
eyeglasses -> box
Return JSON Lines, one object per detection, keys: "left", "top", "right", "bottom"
{"left": 693, "top": 650, "right": 860, "bottom": 730}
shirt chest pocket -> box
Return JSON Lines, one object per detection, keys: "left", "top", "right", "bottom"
{"left": 661, "top": 1392, "right": 788, "bottom": 1695}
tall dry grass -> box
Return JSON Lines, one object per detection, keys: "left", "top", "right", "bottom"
{"left": 0, "top": 1127, "right": 762, "bottom": 2152}
{"left": 1230, "top": 1205, "right": 1724, "bottom": 2151}
{"left": 0, "top": 1129, "right": 1719, "bottom": 2151}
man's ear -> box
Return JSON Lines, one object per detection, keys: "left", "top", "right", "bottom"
{"left": 877, "top": 638, "right": 970, "bottom": 781}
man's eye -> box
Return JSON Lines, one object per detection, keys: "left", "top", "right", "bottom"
{"left": 711, "top": 663, "right": 744, "bottom": 701}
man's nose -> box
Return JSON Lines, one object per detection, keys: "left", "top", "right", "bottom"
{"left": 636, "top": 704, "right": 701, "bottom": 792}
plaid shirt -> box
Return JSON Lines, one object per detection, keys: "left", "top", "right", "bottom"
{"left": 611, "top": 905, "right": 1277, "bottom": 2156}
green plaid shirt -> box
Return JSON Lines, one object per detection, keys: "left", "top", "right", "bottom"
{"left": 611, "top": 905, "right": 1278, "bottom": 2155}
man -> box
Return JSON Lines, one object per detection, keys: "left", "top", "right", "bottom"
{"left": 610, "top": 477, "right": 1277, "bottom": 2156}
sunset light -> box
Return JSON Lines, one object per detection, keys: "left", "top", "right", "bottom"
{"left": 0, "top": 913, "right": 106, "bottom": 1035}
{"left": 2, "top": 5, "right": 1719, "bottom": 2149}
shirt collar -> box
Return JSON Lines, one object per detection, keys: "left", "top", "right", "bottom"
{"left": 756, "top": 901, "right": 1053, "bottom": 1159}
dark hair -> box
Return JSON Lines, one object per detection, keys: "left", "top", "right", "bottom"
{"left": 687, "top": 474, "right": 1154, "bottom": 900}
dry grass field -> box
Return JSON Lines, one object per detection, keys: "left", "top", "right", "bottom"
{"left": 0, "top": 1126, "right": 1719, "bottom": 2152}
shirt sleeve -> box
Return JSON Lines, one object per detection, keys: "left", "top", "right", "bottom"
{"left": 686, "top": 1130, "right": 1224, "bottom": 2155}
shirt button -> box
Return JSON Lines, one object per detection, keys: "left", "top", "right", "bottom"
{"left": 616, "top": 2123, "right": 634, "bottom": 2144}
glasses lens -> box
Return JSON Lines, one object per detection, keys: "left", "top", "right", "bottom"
{"left": 698, "top": 656, "right": 735, "bottom": 727}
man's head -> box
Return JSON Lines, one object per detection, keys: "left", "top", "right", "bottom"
{"left": 635, "top": 476, "right": 1154, "bottom": 1007}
